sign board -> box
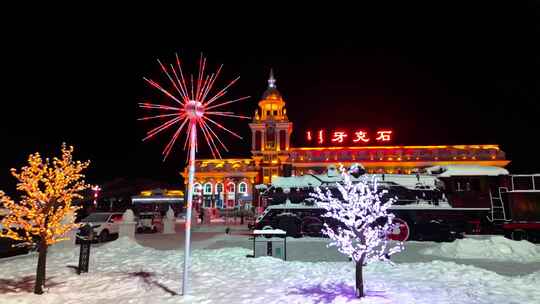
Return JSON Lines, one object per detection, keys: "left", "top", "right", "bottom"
{"left": 306, "top": 129, "right": 393, "bottom": 145}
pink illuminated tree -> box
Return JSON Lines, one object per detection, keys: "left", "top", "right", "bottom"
{"left": 311, "top": 165, "right": 404, "bottom": 298}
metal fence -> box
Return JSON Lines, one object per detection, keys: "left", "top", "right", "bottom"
{"left": 220, "top": 209, "right": 256, "bottom": 225}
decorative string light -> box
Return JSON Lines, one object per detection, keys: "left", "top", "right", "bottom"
{"left": 311, "top": 165, "right": 403, "bottom": 298}
{"left": 0, "top": 144, "right": 90, "bottom": 294}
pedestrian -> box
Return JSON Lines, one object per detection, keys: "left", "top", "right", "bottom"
{"left": 199, "top": 208, "right": 204, "bottom": 224}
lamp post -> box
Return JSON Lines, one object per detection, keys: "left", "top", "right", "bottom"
{"left": 91, "top": 185, "right": 101, "bottom": 209}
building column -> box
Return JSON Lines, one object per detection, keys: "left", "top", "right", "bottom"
{"left": 285, "top": 130, "right": 291, "bottom": 150}
{"left": 261, "top": 129, "right": 266, "bottom": 150}
{"left": 276, "top": 129, "right": 281, "bottom": 151}
{"left": 235, "top": 179, "right": 239, "bottom": 208}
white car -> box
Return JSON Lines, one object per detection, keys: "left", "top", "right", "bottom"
{"left": 79, "top": 212, "right": 123, "bottom": 242}
{"left": 136, "top": 212, "right": 160, "bottom": 233}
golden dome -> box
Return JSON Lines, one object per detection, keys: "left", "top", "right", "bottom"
{"left": 256, "top": 69, "right": 287, "bottom": 121}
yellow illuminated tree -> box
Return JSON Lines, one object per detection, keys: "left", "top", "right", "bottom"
{"left": 0, "top": 144, "right": 90, "bottom": 294}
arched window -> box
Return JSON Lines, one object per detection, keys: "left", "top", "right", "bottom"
{"left": 255, "top": 131, "right": 262, "bottom": 150}
{"left": 204, "top": 183, "right": 212, "bottom": 195}
{"left": 238, "top": 182, "right": 248, "bottom": 194}
{"left": 279, "top": 130, "right": 286, "bottom": 150}
{"left": 216, "top": 183, "right": 224, "bottom": 194}
{"left": 227, "top": 182, "right": 235, "bottom": 193}
{"left": 193, "top": 183, "right": 202, "bottom": 196}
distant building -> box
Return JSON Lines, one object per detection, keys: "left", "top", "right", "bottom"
{"left": 131, "top": 188, "right": 184, "bottom": 214}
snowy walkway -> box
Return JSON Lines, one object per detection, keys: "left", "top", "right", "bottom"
{"left": 1, "top": 235, "right": 539, "bottom": 303}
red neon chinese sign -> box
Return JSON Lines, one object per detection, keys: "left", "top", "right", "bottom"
{"left": 306, "top": 129, "right": 393, "bottom": 145}
{"left": 376, "top": 130, "right": 392, "bottom": 142}
{"left": 353, "top": 131, "right": 370, "bottom": 143}
{"left": 331, "top": 131, "right": 348, "bottom": 143}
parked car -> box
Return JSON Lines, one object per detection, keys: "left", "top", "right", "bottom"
{"left": 137, "top": 212, "right": 160, "bottom": 233}
{"left": 1, "top": 209, "right": 34, "bottom": 257}
{"left": 0, "top": 235, "right": 31, "bottom": 258}
{"left": 78, "top": 212, "right": 123, "bottom": 242}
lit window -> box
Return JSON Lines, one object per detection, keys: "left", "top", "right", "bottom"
{"left": 216, "top": 183, "right": 224, "bottom": 194}
{"left": 239, "top": 182, "right": 248, "bottom": 193}
{"left": 193, "top": 183, "right": 202, "bottom": 196}
{"left": 204, "top": 183, "right": 212, "bottom": 195}
{"left": 227, "top": 182, "right": 235, "bottom": 193}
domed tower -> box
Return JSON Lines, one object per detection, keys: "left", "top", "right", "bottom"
{"left": 250, "top": 70, "right": 293, "bottom": 184}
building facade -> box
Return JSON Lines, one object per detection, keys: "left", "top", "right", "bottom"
{"left": 183, "top": 71, "right": 509, "bottom": 208}
{"left": 186, "top": 159, "right": 257, "bottom": 209}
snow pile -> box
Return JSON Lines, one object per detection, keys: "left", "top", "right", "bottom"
{"left": 1, "top": 236, "right": 540, "bottom": 303}
{"left": 421, "top": 236, "right": 540, "bottom": 262}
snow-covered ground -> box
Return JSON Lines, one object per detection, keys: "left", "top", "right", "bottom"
{"left": 420, "top": 235, "right": 540, "bottom": 263}
{"left": 1, "top": 236, "right": 539, "bottom": 304}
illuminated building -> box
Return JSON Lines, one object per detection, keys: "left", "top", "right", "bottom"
{"left": 185, "top": 159, "right": 257, "bottom": 209}
{"left": 131, "top": 188, "right": 185, "bottom": 204}
{"left": 289, "top": 145, "right": 507, "bottom": 175}
{"left": 131, "top": 188, "right": 185, "bottom": 214}
{"left": 183, "top": 71, "right": 509, "bottom": 208}
{"left": 249, "top": 69, "right": 293, "bottom": 184}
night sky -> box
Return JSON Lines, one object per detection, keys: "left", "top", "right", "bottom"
{"left": 0, "top": 3, "right": 539, "bottom": 191}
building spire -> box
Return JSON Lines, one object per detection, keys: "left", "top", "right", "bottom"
{"left": 268, "top": 68, "right": 276, "bottom": 88}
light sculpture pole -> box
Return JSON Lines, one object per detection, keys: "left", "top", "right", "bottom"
{"left": 138, "top": 54, "right": 249, "bottom": 295}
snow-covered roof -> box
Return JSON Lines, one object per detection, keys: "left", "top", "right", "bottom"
{"left": 272, "top": 175, "right": 325, "bottom": 188}
{"left": 373, "top": 174, "right": 438, "bottom": 189}
{"left": 253, "top": 229, "right": 286, "bottom": 235}
{"left": 271, "top": 173, "right": 439, "bottom": 189}
{"left": 255, "top": 184, "right": 268, "bottom": 190}
{"left": 131, "top": 196, "right": 184, "bottom": 203}
{"left": 427, "top": 165, "right": 509, "bottom": 177}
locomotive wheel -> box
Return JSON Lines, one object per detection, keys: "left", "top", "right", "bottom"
{"left": 387, "top": 218, "right": 410, "bottom": 242}
{"left": 301, "top": 217, "right": 323, "bottom": 237}
{"left": 276, "top": 215, "right": 302, "bottom": 238}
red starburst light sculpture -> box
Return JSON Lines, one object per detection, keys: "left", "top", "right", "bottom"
{"left": 139, "top": 54, "right": 250, "bottom": 160}
{"left": 138, "top": 54, "right": 249, "bottom": 295}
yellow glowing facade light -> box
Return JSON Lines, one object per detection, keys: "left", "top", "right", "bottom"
{"left": 166, "top": 190, "right": 184, "bottom": 196}
{"left": 292, "top": 144, "right": 500, "bottom": 151}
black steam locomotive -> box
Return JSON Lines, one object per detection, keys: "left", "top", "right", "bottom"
{"left": 253, "top": 165, "right": 540, "bottom": 242}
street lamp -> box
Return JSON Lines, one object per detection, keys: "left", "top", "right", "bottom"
{"left": 91, "top": 185, "right": 101, "bottom": 209}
